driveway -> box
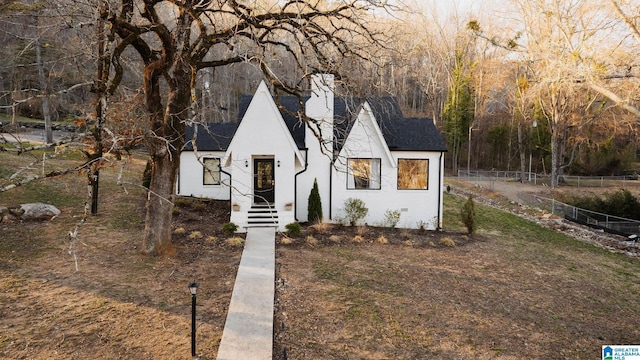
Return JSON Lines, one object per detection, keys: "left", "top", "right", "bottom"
{"left": 1, "top": 128, "right": 73, "bottom": 144}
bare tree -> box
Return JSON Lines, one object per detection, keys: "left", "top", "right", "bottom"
{"left": 98, "top": 0, "right": 394, "bottom": 255}
{"left": 471, "top": 0, "right": 622, "bottom": 187}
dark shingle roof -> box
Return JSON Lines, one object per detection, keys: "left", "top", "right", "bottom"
{"left": 333, "top": 96, "right": 447, "bottom": 152}
{"left": 185, "top": 94, "right": 446, "bottom": 153}
{"left": 183, "top": 122, "right": 238, "bottom": 151}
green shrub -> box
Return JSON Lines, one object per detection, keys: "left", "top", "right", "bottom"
{"left": 222, "top": 222, "right": 238, "bottom": 235}
{"left": 307, "top": 178, "right": 323, "bottom": 223}
{"left": 142, "top": 158, "right": 152, "bottom": 188}
{"left": 343, "top": 198, "right": 368, "bottom": 226}
{"left": 383, "top": 209, "right": 401, "bottom": 228}
{"left": 285, "top": 222, "right": 302, "bottom": 237}
{"left": 567, "top": 189, "right": 640, "bottom": 220}
{"left": 460, "top": 194, "right": 476, "bottom": 234}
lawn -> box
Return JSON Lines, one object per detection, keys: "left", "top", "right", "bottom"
{"left": 274, "top": 194, "right": 640, "bottom": 359}
{"left": 1, "top": 150, "right": 639, "bottom": 359}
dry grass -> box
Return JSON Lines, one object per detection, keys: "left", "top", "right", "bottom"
{"left": 0, "top": 152, "right": 243, "bottom": 359}
{"left": 3, "top": 150, "right": 640, "bottom": 360}
{"left": 174, "top": 227, "right": 186, "bottom": 234}
{"left": 225, "top": 237, "right": 244, "bottom": 247}
{"left": 280, "top": 236, "right": 295, "bottom": 245}
{"left": 351, "top": 235, "right": 365, "bottom": 243}
{"left": 275, "top": 202, "right": 640, "bottom": 359}
{"left": 439, "top": 237, "right": 456, "bottom": 247}
{"left": 189, "top": 231, "right": 203, "bottom": 239}
{"left": 376, "top": 235, "right": 388, "bottom": 244}
{"left": 305, "top": 235, "right": 319, "bottom": 247}
{"left": 309, "top": 221, "right": 332, "bottom": 234}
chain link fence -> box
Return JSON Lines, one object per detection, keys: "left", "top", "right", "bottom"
{"left": 532, "top": 196, "right": 640, "bottom": 237}
{"left": 457, "top": 170, "right": 640, "bottom": 188}
{"left": 455, "top": 171, "right": 640, "bottom": 237}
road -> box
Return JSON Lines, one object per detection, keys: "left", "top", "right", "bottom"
{"left": 1, "top": 128, "right": 73, "bottom": 144}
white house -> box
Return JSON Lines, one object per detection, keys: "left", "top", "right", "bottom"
{"left": 177, "top": 74, "right": 447, "bottom": 232}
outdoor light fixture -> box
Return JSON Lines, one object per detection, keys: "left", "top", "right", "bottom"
{"left": 189, "top": 282, "right": 198, "bottom": 295}
{"left": 245, "top": 160, "right": 248, "bottom": 167}
{"left": 188, "top": 282, "right": 199, "bottom": 357}
{"left": 277, "top": 160, "right": 280, "bottom": 167}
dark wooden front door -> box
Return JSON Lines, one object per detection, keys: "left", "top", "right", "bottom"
{"left": 254, "top": 159, "right": 275, "bottom": 203}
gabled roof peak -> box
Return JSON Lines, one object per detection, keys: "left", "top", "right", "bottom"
{"left": 185, "top": 93, "right": 446, "bottom": 153}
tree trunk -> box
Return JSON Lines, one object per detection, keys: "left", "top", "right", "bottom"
{"left": 143, "top": 150, "right": 179, "bottom": 255}
{"left": 550, "top": 117, "right": 560, "bottom": 189}
{"left": 517, "top": 120, "right": 526, "bottom": 183}
{"left": 35, "top": 38, "right": 52, "bottom": 143}
{"left": 141, "top": 59, "right": 190, "bottom": 255}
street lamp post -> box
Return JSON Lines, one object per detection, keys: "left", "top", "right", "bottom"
{"left": 189, "top": 282, "right": 199, "bottom": 358}
{"left": 529, "top": 120, "right": 537, "bottom": 182}
{"left": 467, "top": 125, "right": 478, "bottom": 179}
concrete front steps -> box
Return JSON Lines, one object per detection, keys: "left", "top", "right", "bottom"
{"left": 246, "top": 205, "right": 279, "bottom": 228}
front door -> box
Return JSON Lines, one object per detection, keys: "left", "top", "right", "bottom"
{"left": 254, "top": 158, "right": 275, "bottom": 203}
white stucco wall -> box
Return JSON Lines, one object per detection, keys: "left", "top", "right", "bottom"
{"left": 224, "top": 81, "right": 303, "bottom": 231}
{"left": 330, "top": 104, "right": 444, "bottom": 230}
{"left": 177, "top": 151, "right": 230, "bottom": 200}
{"left": 331, "top": 150, "right": 444, "bottom": 230}
{"left": 296, "top": 74, "right": 334, "bottom": 223}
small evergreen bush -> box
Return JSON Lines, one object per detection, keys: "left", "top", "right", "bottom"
{"left": 307, "top": 178, "right": 323, "bottom": 223}
{"left": 222, "top": 222, "right": 238, "bottom": 235}
{"left": 460, "top": 194, "right": 476, "bottom": 234}
{"left": 343, "top": 198, "right": 368, "bottom": 226}
{"left": 285, "top": 222, "right": 302, "bottom": 237}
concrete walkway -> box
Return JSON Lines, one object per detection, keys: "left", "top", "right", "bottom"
{"left": 216, "top": 227, "right": 276, "bottom": 360}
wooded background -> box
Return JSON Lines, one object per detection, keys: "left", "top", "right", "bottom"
{"left": 1, "top": 0, "right": 639, "bottom": 178}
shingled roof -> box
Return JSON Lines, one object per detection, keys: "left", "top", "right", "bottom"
{"left": 184, "top": 95, "right": 446, "bottom": 153}
{"left": 183, "top": 122, "right": 238, "bottom": 151}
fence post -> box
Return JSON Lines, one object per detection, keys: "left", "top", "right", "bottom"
{"left": 552, "top": 199, "right": 555, "bottom": 215}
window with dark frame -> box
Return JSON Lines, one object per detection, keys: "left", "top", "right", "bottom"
{"left": 397, "top": 159, "right": 428, "bottom": 190}
{"left": 347, "top": 158, "right": 381, "bottom": 189}
{"left": 203, "top": 158, "right": 221, "bottom": 185}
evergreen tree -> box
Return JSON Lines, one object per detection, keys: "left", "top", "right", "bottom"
{"left": 460, "top": 194, "right": 476, "bottom": 235}
{"left": 443, "top": 50, "right": 475, "bottom": 173}
{"left": 307, "top": 178, "right": 323, "bottom": 223}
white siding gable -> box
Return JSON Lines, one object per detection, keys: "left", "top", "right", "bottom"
{"left": 338, "top": 102, "right": 393, "bottom": 165}
{"left": 332, "top": 102, "right": 442, "bottom": 229}
{"left": 223, "top": 81, "right": 304, "bottom": 166}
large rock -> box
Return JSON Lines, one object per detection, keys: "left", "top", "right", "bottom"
{"left": 19, "top": 203, "right": 61, "bottom": 221}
